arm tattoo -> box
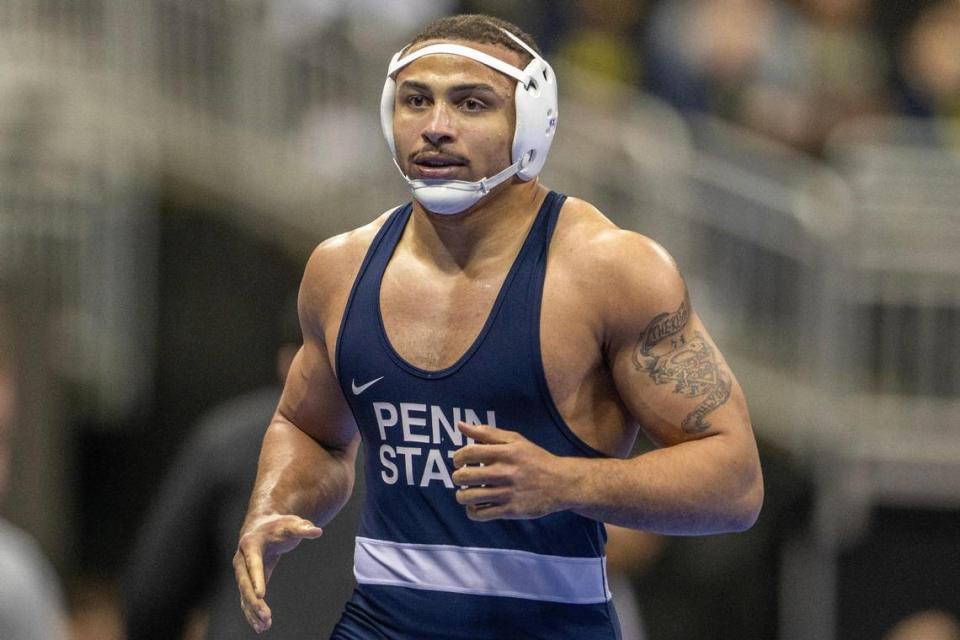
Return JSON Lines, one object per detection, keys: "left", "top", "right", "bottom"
{"left": 632, "top": 292, "right": 731, "bottom": 433}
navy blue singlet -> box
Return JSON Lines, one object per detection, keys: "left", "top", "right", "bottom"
{"left": 331, "top": 192, "right": 621, "bottom": 640}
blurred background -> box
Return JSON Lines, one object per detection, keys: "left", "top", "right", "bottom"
{"left": 0, "top": 0, "right": 958, "bottom": 639}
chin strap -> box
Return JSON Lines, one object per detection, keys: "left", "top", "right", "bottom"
{"left": 394, "top": 158, "right": 523, "bottom": 214}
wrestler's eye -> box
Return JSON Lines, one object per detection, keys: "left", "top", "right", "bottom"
{"left": 406, "top": 95, "right": 428, "bottom": 108}
{"left": 461, "top": 98, "right": 486, "bottom": 112}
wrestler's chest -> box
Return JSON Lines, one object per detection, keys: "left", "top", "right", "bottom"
{"left": 377, "top": 269, "right": 596, "bottom": 397}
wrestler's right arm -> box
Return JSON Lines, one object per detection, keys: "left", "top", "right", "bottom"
{"left": 234, "top": 241, "right": 361, "bottom": 634}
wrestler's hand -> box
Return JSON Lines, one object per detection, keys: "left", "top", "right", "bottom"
{"left": 233, "top": 515, "right": 323, "bottom": 633}
{"left": 452, "top": 422, "right": 569, "bottom": 521}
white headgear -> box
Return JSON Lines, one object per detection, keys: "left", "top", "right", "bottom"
{"left": 380, "top": 28, "right": 559, "bottom": 215}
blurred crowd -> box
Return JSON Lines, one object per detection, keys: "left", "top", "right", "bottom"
{"left": 481, "top": 0, "right": 960, "bottom": 154}
{"left": 249, "top": 0, "right": 960, "bottom": 160}
{"left": 1, "top": 0, "right": 959, "bottom": 639}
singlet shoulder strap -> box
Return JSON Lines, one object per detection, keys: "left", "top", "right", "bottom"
{"left": 541, "top": 191, "right": 567, "bottom": 243}
{"left": 334, "top": 202, "right": 413, "bottom": 381}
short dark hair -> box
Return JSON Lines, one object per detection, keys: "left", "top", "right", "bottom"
{"left": 407, "top": 14, "right": 541, "bottom": 65}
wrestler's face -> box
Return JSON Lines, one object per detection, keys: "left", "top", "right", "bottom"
{"left": 391, "top": 40, "right": 520, "bottom": 185}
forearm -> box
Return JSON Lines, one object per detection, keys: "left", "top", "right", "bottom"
{"left": 242, "top": 417, "right": 357, "bottom": 532}
{"left": 559, "top": 434, "right": 763, "bottom": 535}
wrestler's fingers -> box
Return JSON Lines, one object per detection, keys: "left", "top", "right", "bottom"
{"left": 239, "top": 599, "right": 259, "bottom": 631}
{"left": 240, "top": 595, "right": 270, "bottom": 634}
{"left": 233, "top": 550, "right": 258, "bottom": 605}
{"left": 291, "top": 518, "right": 324, "bottom": 539}
{"left": 465, "top": 502, "right": 509, "bottom": 521}
{"left": 268, "top": 517, "right": 323, "bottom": 546}
{"left": 451, "top": 443, "right": 508, "bottom": 468}
{"left": 234, "top": 552, "right": 271, "bottom": 631}
{"left": 257, "top": 601, "right": 273, "bottom": 633}
{"left": 457, "top": 421, "right": 516, "bottom": 444}
{"left": 455, "top": 486, "right": 508, "bottom": 506}
{"left": 451, "top": 462, "right": 507, "bottom": 487}
{"left": 240, "top": 540, "right": 267, "bottom": 599}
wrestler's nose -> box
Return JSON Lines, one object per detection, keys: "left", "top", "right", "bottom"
{"left": 422, "top": 102, "right": 456, "bottom": 147}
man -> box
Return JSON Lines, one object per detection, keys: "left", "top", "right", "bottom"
{"left": 235, "top": 14, "right": 763, "bottom": 639}
{"left": 125, "top": 296, "right": 361, "bottom": 639}
{"left": 0, "top": 299, "right": 68, "bottom": 640}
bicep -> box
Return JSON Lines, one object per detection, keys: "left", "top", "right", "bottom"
{"left": 609, "top": 289, "right": 751, "bottom": 449}
{"left": 275, "top": 335, "right": 357, "bottom": 453}
{"left": 272, "top": 235, "right": 365, "bottom": 453}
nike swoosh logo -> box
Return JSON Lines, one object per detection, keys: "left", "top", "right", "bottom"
{"left": 351, "top": 376, "right": 384, "bottom": 395}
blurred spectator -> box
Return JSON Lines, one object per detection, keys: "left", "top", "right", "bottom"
{"left": 743, "top": 0, "right": 889, "bottom": 152}
{"left": 605, "top": 524, "right": 665, "bottom": 640}
{"left": 0, "top": 300, "right": 69, "bottom": 640}
{"left": 267, "top": 0, "right": 454, "bottom": 51}
{"left": 553, "top": 0, "right": 646, "bottom": 113}
{"left": 553, "top": 0, "right": 646, "bottom": 107}
{"left": 646, "top": 0, "right": 889, "bottom": 154}
{"left": 68, "top": 579, "right": 124, "bottom": 640}
{"left": 457, "top": 1, "right": 569, "bottom": 54}
{"left": 623, "top": 438, "right": 811, "bottom": 640}
{"left": 896, "top": 0, "right": 960, "bottom": 128}
{"left": 883, "top": 610, "right": 960, "bottom": 640}
{"left": 646, "top": 0, "right": 785, "bottom": 119}
{"left": 123, "top": 295, "right": 363, "bottom": 639}
{"left": 597, "top": 431, "right": 809, "bottom": 640}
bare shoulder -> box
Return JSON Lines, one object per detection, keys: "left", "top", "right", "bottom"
{"left": 299, "top": 208, "right": 395, "bottom": 335}
{"left": 552, "top": 197, "right": 686, "bottom": 329}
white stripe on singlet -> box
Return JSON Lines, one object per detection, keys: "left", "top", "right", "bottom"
{"left": 353, "top": 536, "right": 612, "bottom": 604}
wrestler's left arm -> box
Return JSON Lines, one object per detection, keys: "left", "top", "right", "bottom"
{"left": 452, "top": 231, "right": 763, "bottom": 535}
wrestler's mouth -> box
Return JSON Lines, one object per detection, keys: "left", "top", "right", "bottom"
{"left": 411, "top": 153, "right": 467, "bottom": 179}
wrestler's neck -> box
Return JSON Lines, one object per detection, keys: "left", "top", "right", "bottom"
{"left": 407, "top": 179, "right": 549, "bottom": 274}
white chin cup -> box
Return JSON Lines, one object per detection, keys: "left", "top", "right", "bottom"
{"left": 402, "top": 159, "right": 520, "bottom": 215}
{"left": 381, "top": 30, "right": 558, "bottom": 214}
